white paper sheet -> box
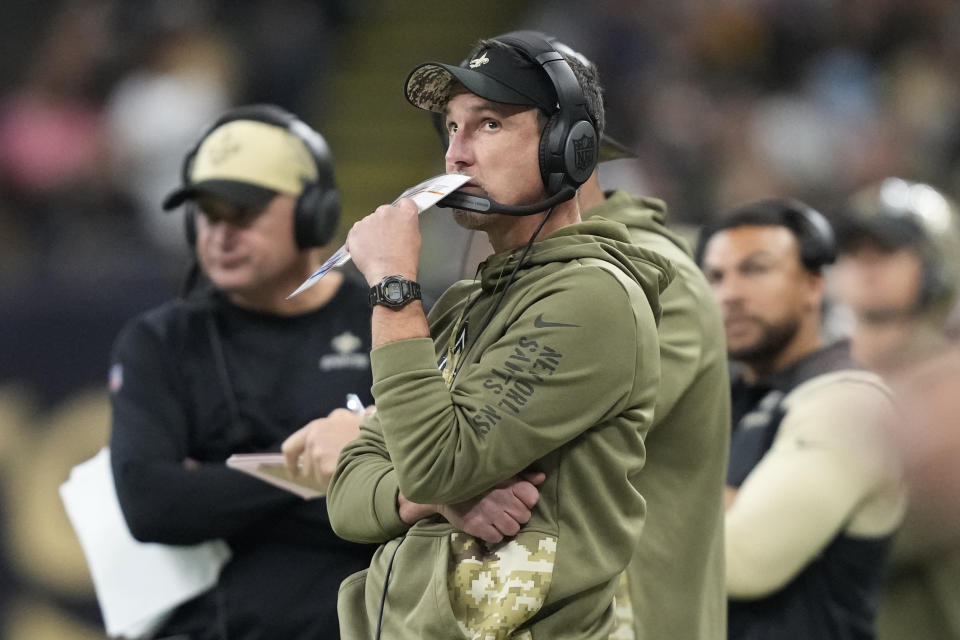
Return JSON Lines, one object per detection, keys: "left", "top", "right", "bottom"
{"left": 60, "top": 448, "right": 231, "bottom": 638}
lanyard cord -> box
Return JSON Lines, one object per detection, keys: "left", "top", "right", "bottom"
{"left": 206, "top": 310, "right": 242, "bottom": 430}
{"left": 447, "top": 207, "right": 554, "bottom": 385}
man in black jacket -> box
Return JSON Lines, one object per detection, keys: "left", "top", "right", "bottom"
{"left": 108, "top": 104, "right": 375, "bottom": 639}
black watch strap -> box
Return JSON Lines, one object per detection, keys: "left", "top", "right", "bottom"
{"left": 368, "top": 275, "right": 422, "bottom": 309}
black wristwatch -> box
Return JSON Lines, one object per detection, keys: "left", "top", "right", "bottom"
{"left": 368, "top": 275, "right": 422, "bottom": 309}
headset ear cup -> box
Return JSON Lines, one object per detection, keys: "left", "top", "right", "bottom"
{"left": 563, "top": 119, "right": 598, "bottom": 187}
{"left": 538, "top": 114, "right": 597, "bottom": 195}
{"left": 918, "top": 260, "right": 947, "bottom": 308}
{"left": 793, "top": 205, "right": 836, "bottom": 269}
{"left": 538, "top": 113, "right": 558, "bottom": 189}
{"left": 293, "top": 183, "right": 341, "bottom": 248}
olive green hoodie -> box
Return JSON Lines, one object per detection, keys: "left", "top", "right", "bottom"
{"left": 327, "top": 218, "right": 675, "bottom": 640}
{"left": 587, "top": 191, "right": 729, "bottom": 640}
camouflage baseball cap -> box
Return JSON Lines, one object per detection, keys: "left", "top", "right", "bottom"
{"left": 405, "top": 40, "right": 557, "bottom": 114}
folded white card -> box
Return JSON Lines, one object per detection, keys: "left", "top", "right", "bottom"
{"left": 288, "top": 172, "right": 471, "bottom": 298}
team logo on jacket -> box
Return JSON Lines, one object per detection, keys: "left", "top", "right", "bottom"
{"left": 739, "top": 390, "right": 784, "bottom": 430}
{"left": 319, "top": 332, "right": 369, "bottom": 371}
{"left": 439, "top": 321, "right": 468, "bottom": 387}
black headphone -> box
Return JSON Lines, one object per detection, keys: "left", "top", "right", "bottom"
{"left": 838, "top": 179, "right": 960, "bottom": 312}
{"left": 696, "top": 198, "right": 837, "bottom": 272}
{"left": 180, "top": 104, "right": 341, "bottom": 249}
{"left": 784, "top": 201, "right": 838, "bottom": 271}
{"left": 492, "top": 31, "right": 599, "bottom": 195}
{"left": 437, "top": 31, "right": 599, "bottom": 216}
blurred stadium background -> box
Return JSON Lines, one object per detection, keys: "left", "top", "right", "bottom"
{"left": 1, "top": 0, "right": 959, "bottom": 637}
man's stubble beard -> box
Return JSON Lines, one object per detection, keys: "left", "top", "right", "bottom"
{"left": 452, "top": 208, "right": 491, "bottom": 231}
{"left": 728, "top": 315, "right": 802, "bottom": 368}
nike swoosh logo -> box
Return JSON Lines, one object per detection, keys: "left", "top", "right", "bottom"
{"left": 533, "top": 314, "right": 580, "bottom": 328}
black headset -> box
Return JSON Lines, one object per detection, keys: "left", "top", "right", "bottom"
{"left": 180, "top": 104, "right": 341, "bottom": 249}
{"left": 839, "top": 179, "right": 958, "bottom": 311}
{"left": 437, "top": 31, "right": 599, "bottom": 216}
{"left": 696, "top": 198, "right": 838, "bottom": 272}
{"left": 786, "top": 201, "right": 838, "bottom": 271}
{"left": 492, "top": 31, "right": 599, "bottom": 194}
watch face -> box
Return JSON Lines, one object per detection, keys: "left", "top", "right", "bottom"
{"left": 386, "top": 281, "right": 403, "bottom": 302}
{"left": 371, "top": 276, "right": 419, "bottom": 309}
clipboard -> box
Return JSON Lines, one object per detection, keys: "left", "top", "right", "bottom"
{"left": 226, "top": 453, "right": 326, "bottom": 499}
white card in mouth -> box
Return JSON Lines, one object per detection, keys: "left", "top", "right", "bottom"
{"left": 287, "top": 173, "right": 471, "bottom": 299}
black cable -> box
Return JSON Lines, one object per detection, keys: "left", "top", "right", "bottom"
{"left": 180, "top": 259, "right": 202, "bottom": 299}
{"left": 374, "top": 534, "right": 406, "bottom": 640}
{"left": 206, "top": 311, "right": 244, "bottom": 437}
{"left": 374, "top": 209, "right": 554, "bottom": 635}
{"left": 477, "top": 208, "right": 554, "bottom": 341}
{"left": 448, "top": 207, "right": 554, "bottom": 385}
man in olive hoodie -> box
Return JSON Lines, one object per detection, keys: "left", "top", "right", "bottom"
{"left": 324, "top": 31, "right": 675, "bottom": 639}
{"left": 581, "top": 175, "right": 730, "bottom": 639}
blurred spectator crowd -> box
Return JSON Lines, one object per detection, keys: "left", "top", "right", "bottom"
{"left": 0, "top": 0, "right": 356, "bottom": 298}
{"left": 528, "top": 0, "right": 960, "bottom": 225}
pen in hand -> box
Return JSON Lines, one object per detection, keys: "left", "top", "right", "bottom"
{"left": 345, "top": 394, "right": 366, "bottom": 416}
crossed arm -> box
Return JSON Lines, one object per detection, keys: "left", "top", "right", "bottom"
{"left": 282, "top": 408, "right": 544, "bottom": 543}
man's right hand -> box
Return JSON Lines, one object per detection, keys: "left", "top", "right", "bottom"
{"left": 398, "top": 471, "right": 546, "bottom": 544}
{"left": 282, "top": 408, "right": 366, "bottom": 488}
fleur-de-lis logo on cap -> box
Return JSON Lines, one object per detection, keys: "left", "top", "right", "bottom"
{"left": 207, "top": 131, "right": 241, "bottom": 165}
{"left": 469, "top": 52, "right": 490, "bottom": 68}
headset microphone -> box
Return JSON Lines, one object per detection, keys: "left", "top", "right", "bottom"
{"left": 438, "top": 185, "right": 575, "bottom": 216}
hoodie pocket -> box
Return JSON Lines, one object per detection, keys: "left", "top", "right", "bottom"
{"left": 337, "top": 568, "right": 370, "bottom": 640}
{"left": 447, "top": 530, "right": 557, "bottom": 640}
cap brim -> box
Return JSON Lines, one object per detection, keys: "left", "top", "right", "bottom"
{"left": 598, "top": 134, "right": 637, "bottom": 163}
{"left": 162, "top": 180, "right": 277, "bottom": 211}
{"left": 835, "top": 216, "right": 924, "bottom": 252}
{"left": 405, "top": 62, "right": 547, "bottom": 113}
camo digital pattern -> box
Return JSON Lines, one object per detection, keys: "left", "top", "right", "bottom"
{"left": 448, "top": 531, "right": 557, "bottom": 640}
{"left": 407, "top": 65, "right": 455, "bottom": 112}
{"left": 608, "top": 572, "right": 636, "bottom": 640}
